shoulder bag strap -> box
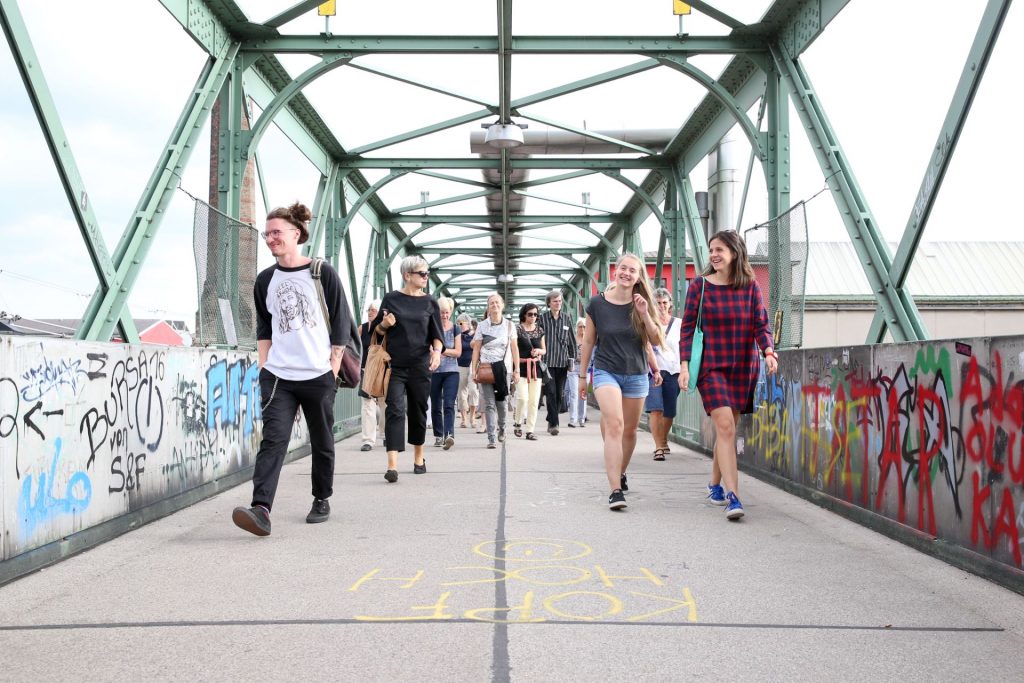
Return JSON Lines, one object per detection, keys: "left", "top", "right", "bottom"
{"left": 311, "top": 258, "right": 330, "bottom": 328}
{"left": 695, "top": 278, "right": 705, "bottom": 333}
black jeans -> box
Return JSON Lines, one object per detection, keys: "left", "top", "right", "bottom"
{"left": 252, "top": 369, "right": 337, "bottom": 511}
{"left": 545, "top": 366, "right": 569, "bottom": 428}
{"left": 385, "top": 362, "right": 431, "bottom": 452}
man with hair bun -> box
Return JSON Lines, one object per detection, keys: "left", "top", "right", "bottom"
{"left": 232, "top": 201, "right": 353, "bottom": 536}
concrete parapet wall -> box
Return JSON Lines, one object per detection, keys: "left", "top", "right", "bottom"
{"left": 685, "top": 334, "right": 1024, "bottom": 588}
{"left": 0, "top": 337, "right": 310, "bottom": 576}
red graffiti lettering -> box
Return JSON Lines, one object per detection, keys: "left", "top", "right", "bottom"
{"left": 851, "top": 377, "right": 881, "bottom": 507}
{"left": 971, "top": 471, "right": 990, "bottom": 549}
{"left": 992, "top": 487, "right": 1022, "bottom": 567}
{"left": 916, "top": 386, "right": 942, "bottom": 536}
{"left": 877, "top": 385, "right": 905, "bottom": 522}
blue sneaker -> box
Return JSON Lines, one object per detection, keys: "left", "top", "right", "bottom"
{"left": 706, "top": 483, "right": 727, "bottom": 506}
{"left": 725, "top": 491, "right": 745, "bottom": 520}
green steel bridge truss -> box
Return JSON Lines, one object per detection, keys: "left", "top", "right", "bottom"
{"left": 1, "top": 0, "right": 1013, "bottom": 344}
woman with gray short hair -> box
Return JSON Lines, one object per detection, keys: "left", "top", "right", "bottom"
{"left": 369, "top": 256, "right": 445, "bottom": 483}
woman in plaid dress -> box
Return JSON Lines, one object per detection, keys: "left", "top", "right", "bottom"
{"left": 679, "top": 230, "right": 778, "bottom": 520}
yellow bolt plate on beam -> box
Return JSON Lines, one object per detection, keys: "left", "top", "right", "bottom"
{"left": 673, "top": 1, "right": 692, "bottom": 16}
{"left": 318, "top": 1, "right": 337, "bottom": 17}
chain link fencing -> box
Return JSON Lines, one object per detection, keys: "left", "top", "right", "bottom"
{"left": 192, "top": 198, "right": 259, "bottom": 348}
{"left": 744, "top": 201, "right": 809, "bottom": 349}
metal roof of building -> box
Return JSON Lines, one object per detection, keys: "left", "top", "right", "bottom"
{"left": 802, "top": 242, "right": 1024, "bottom": 298}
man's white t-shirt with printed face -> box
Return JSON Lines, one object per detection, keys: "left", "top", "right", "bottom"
{"left": 263, "top": 268, "right": 331, "bottom": 380}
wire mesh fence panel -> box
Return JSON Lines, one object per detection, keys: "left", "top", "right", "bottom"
{"left": 192, "top": 198, "right": 259, "bottom": 348}
{"left": 744, "top": 202, "right": 809, "bottom": 349}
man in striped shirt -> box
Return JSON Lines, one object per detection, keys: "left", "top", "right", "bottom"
{"left": 538, "top": 289, "right": 576, "bottom": 435}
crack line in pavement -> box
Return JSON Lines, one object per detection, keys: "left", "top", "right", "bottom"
{"left": 490, "top": 436, "right": 511, "bottom": 683}
{"left": 0, "top": 619, "right": 1003, "bottom": 633}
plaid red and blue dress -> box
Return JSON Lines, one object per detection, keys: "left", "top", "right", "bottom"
{"left": 679, "top": 276, "right": 773, "bottom": 415}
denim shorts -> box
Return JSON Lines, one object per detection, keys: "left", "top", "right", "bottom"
{"left": 645, "top": 371, "right": 681, "bottom": 418}
{"left": 592, "top": 369, "right": 650, "bottom": 399}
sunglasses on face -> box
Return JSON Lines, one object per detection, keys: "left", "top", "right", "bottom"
{"left": 410, "top": 271, "right": 430, "bottom": 278}
{"left": 526, "top": 312, "right": 538, "bottom": 317}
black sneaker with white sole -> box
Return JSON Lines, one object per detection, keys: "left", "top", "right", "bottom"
{"left": 620, "top": 473, "right": 628, "bottom": 492}
{"left": 608, "top": 489, "right": 627, "bottom": 511}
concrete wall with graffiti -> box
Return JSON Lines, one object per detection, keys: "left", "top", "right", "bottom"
{"left": 700, "top": 335, "right": 1024, "bottom": 573}
{"left": 0, "top": 336, "right": 309, "bottom": 561}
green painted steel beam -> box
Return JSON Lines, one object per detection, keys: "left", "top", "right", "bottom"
{"left": 340, "top": 158, "right": 664, "bottom": 170}
{"left": 244, "top": 68, "right": 331, "bottom": 172}
{"left": 425, "top": 248, "right": 597, "bottom": 256}
{"left": 512, "top": 170, "right": 598, "bottom": 190}
{"left": 348, "top": 62, "right": 494, "bottom": 108}
{"left": 868, "top": 0, "right": 1011, "bottom": 343}
{"left": 387, "top": 214, "right": 621, "bottom": 224}
{"left": 685, "top": 1, "right": 746, "bottom": 30}
{"left": 79, "top": 42, "right": 242, "bottom": 342}
{"left": 770, "top": 43, "right": 923, "bottom": 342}
{"left": 1, "top": 0, "right": 138, "bottom": 342}
{"left": 262, "top": 0, "right": 322, "bottom": 29}
{"left": 517, "top": 112, "right": 656, "bottom": 155}
{"left": 513, "top": 59, "right": 660, "bottom": 109}
{"left": 241, "top": 54, "right": 352, "bottom": 162}
{"left": 392, "top": 190, "right": 494, "bottom": 214}
{"left": 411, "top": 170, "right": 497, "bottom": 190}
{"left": 513, "top": 190, "right": 615, "bottom": 215}
{"left": 348, "top": 110, "right": 494, "bottom": 155}
{"left": 240, "top": 34, "right": 767, "bottom": 55}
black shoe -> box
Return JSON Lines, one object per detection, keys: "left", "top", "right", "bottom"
{"left": 360, "top": 443, "right": 372, "bottom": 452}
{"left": 306, "top": 498, "right": 330, "bottom": 524}
{"left": 433, "top": 437, "right": 443, "bottom": 447}
{"left": 608, "top": 489, "right": 627, "bottom": 511}
{"left": 384, "top": 469, "right": 398, "bottom": 483}
{"left": 498, "top": 427, "right": 506, "bottom": 442}
{"left": 548, "top": 425, "right": 559, "bottom": 436}
{"left": 414, "top": 460, "right": 427, "bottom": 474}
{"left": 620, "top": 473, "right": 629, "bottom": 492}
{"left": 232, "top": 505, "right": 271, "bottom": 536}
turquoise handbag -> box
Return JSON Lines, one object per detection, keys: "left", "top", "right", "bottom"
{"left": 687, "top": 278, "right": 706, "bottom": 393}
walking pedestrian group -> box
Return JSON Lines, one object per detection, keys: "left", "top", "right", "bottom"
{"left": 234, "top": 203, "right": 775, "bottom": 536}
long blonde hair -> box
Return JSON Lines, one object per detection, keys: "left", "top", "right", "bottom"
{"left": 605, "top": 252, "right": 664, "bottom": 348}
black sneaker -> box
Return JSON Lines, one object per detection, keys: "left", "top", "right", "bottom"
{"left": 414, "top": 460, "right": 427, "bottom": 474}
{"left": 384, "top": 469, "right": 398, "bottom": 483}
{"left": 433, "top": 437, "right": 443, "bottom": 447}
{"left": 232, "top": 505, "right": 271, "bottom": 536}
{"left": 548, "top": 425, "right": 559, "bottom": 436}
{"left": 608, "top": 489, "right": 627, "bottom": 511}
{"left": 360, "top": 443, "right": 372, "bottom": 451}
{"left": 306, "top": 498, "right": 330, "bottom": 524}
{"left": 620, "top": 473, "right": 629, "bottom": 492}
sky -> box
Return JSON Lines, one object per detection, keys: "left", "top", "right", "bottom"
{"left": 0, "top": 0, "right": 1021, "bottom": 325}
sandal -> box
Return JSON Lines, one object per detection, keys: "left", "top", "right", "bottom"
{"left": 514, "top": 423, "right": 523, "bottom": 438}
{"left": 525, "top": 432, "right": 537, "bottom": 440}
{"left": 653, "top": 448, "right": 666, "bottom": 461}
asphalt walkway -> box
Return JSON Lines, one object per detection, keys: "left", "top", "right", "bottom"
{"left": 1, "top": 407, "right": 1022, "bottom": 681}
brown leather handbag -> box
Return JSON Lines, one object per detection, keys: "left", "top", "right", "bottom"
{"left": 361, "top": 329, "right": 392, "bottom": 398}
{"left": 475, "top": 362, "right": 495, "bottom": 385}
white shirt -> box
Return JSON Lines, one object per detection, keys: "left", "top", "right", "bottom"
{"left": 653, "top": 316, "right": 682, "bottom": 374}
{"left": 262, "top": 268, "right": 331, "bottom": 380}
{"left": 473, "top": 317, "right": 514, "bottom": 364}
